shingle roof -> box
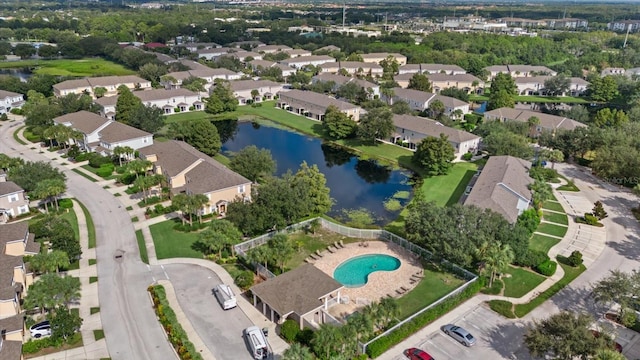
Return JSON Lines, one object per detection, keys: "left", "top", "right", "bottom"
{"left": 184, "top": 161, "right": 250, "bottom": 194}
{"left": 321, "top": 61, "right": 382, "bottom": 70}
{"left": 133, "top": 88, "right": 197, "bottom": 103}
{"left": 0, "top": 222, "right": 29, "bottom": 245}
{"left": 88, "top": 75, "right": 148, "bottom": 87}
{"left": 285, "top": 49, "right": 311, "bottom": 56}
{"left": 484, "top": 107, "right": 586, "bottom": 131}
{"left": 24, "top": 233, "right": 39, "bottom": 254}
{"left": 361, "top": 52, "right": 406, "bottom": 60}
{"left": 250, "top": 264, "right": 343, "bottom": 316}
{"left": 53, "top": 111, "right": 108, "bottom": 134}
{"left": 98, "top": 121, "right": 151, "bottom": 143}
{"left": 514, "top": 76, "right": 589, "bottom": 86}
{"left": 229, "top": 80, "right": 282, "bottom": 92}
{"left": 53, "top": 79, "right": 91, "bottom": 91}
{"left": 94, "top": 96, "right": 118, "bottom": 107}
{"left": 0, "top": 253, "right": 22, "bottom": 300}
{"left": 399, "top": 63, "right": 466, "bottom": 73}
{"left": 0, "top": 339, "right": 22, "bottom": 360}
{"left": 463, "top": 156, "right": 533, "bottom": 224}
{"left": 0, "top": 181, "right": 23, "bottom": 197}
{"left": 279, "top": 90, "right": 360, "bottom": 111}
{"left": 392, "top": 87, "right": 436, "bottom": 103}
{"left": 0, "top": 90, "right": 22, "bottom": 98}
{"left": 280, "top": 55, "right": 335, "bottom": 64}
{"left": 256, "top": 44, "right": 292, "bottom": 52}
{"left": 0, "top": 313, "right": 24, "bottom": 333}
{"left": 393, "top": 114, "right": 479, "bottom": 143}
{"left": 484, "top": 65, "right": 555, "bottom": 74}
{"left": 313, "top": 73, "right": 377, "bottom": 89}
{"left": 250, "top": 60, "right": 276, "bottom": 69}
{"left": 433, "top": 94, "right": 468, "bottom": 108}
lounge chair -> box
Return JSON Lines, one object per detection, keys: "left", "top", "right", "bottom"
{"left": 316, "top": 250, "right": 324, "bottom": 257}
{"left": 333, "top": 242, "right": 341, "bottom": 250}
{"left": 309, "top": 253, "right": 319, "bottom": 260}
{"left": 396, "top": 288, "right": 405, "bottom": 295}
{"left": 400, "top": 286, "right": 409, "bottom": 292}
{"left": 327, "top": 246, "right": 335, "bottom": 254}
{"left": 304, "top": 258, "right": 313, "bottom": 263}
{"left": 339, "top": 240, "right": 345, "bottom": 248}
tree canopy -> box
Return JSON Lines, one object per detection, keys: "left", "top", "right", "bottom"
{"left": 168, "top": 118, "right": 221, "bottom": 156}
{"left": 229, "top": 145, "right": 277, "bottom": 183}
{"left": 356, "top": 107, "right": 395, "bottom": 144}
{"left": 322, "top": 105, "right": 356, "bottom": 139}
{"left": 412, "top": 134, "right": 456, "bottom": 176}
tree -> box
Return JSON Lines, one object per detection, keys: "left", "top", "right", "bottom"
{"left": 563, "top": 105, "right": 590, "bottom": 123}
{"left": 593, "top": 108, "right": 629, "bottom": 128}
{"left": 312, "top": 324, "right": 343, "bottom": 360}
{"left": 440, "top": 87, "right": 470, "bottom": 102}
{"left": 412, "top": 134, "right": 456, "bottom": 176}
{"left": 229, "top": 145, "right": 276, "bottom": 183}
{"left": 128, "top": 105, "right": 165, "bottom": 133}
{"left": 283, "top": 343, "right": 314, "bottom": 360}
{"left": 588, "top": 75, "right": 619, "bottom": 103}
{"left": 356, "top": 107, "right": 395, "bottom": 144}
{"left": 268, "top": 234, "right": 294, "bottom": 272}
{"left": 380, "top": 55, "right": 400, "bottom": 80}
{"left": 541, "top": 149, "right": 564, "bottom": 169}
{"left": 524, "top": 311, "right": 609, "bottom": 360}
{"left": 126, "top": 159, "right": 152, "bottom": 179}
{"left": 24, "top": 274, "right": 81, "bottom": 313}
{"left": 28, "top": 250, "right": 70, "bottom": 274}
{"left": 336, "top": 82, "right": 367, "bottom": 104}
{"left": 530, "top": 179, "right": 552, "bottom": 209}
{"left": 488, "top": 73, "right": 517, "bottom": 111}
{"left": 294, "top": 161, "right": 333, "bottom": 216}
{"left": 138, "top": 63, "right": 167, "bottom": 85}
{"left": 206, "top": 81, "right": 238, "bottom": 114}
{"left": 50, "top": 307, "right": 83, "bottom": 341}
{"left": 182, "top": 76, "right": 207, "bottom": 92}
{"left": 428, "top": 99, "right": 445, "bottom": 119}
{"left": 544, "top": 74, "right": 571, "bottom": 96}
{"left": 391, "top": 100, "right": 413, "bottom": 115}
{"left": 14, "top": 43, "right": 36, "bottom": 59}
{"left": 195, "top": 219, "right": 242, "bottom": 257}
{"left": 591, "top": 270, "right": 640, "bottom": 326}
{"left": 168, "top": 118, "right": 221, "bottom": 156}
{"left": 171, "top": 193, "right": 208, "bottom": 225}
{"left": 322, "top": 105, "right": 356, "bottom": 139}
{"left": 476, "top": 242, "right": 514, "bottom": 287}
{"left": 594, "top": 349, "right": 626, "bottom": 360}
{"left": 134, "top": 174, "right": 163, "bottom": 204}
{"left": 407, "top": 73, "right": 432, "bottom": 92}
{"left": 483, "top": 131, "right": 533, "bottom": 159}
{"left": 592, "top": 201, "right": 608, "bottom": 220}
{"left": 33, "top": 178, "right": 67, "bottom": 211}
{"left": 93, "top": 87, "right": 107, "bottom": 98}
{"left": 9, "top": 161, "right": 66, "bottom": 192}
{"left": 115, "top": 86, "right": 142, "bottom": 125}
{"left": 245, "top": 245, "right": 272, "bottom": 272}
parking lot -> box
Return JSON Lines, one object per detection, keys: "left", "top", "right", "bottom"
{"left": 161, "top": 264, "right": 257, "bottom": 360}
{"left": 390, "top": 306, "right": 532, "bottom": 360}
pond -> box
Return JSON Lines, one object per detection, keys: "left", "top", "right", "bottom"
{"left": 218, "top": 120, "right": 414, "bottom": 225}
{"left": 0, "top": 68, "right": 32, "bottom": 82}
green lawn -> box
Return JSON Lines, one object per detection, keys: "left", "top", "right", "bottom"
{"left": 396, "top": 268, "right": 464, "bottom": 319}
{"left": 93, "top": 329, "right": 105, "bottom": 341}
{"left": 76, "top": 200, "right": 96, "bottom": 249}
{"left": 542, "top": 211, "right": 568, "bottom": 225}
{"left": 514, "top": 263, "right": 586, "bottom": 317}
{"left": 164, "top": 111, "right": 216, "bottom": 124}
{"left": 149, "top": 220, "right": 203, "bottom": 260}
{"left": 529, "top": 234, "right": 561, "bottom": 254}
{"left": 286, "top": 228, "right": 360, "bottom": 270}
{"left": 386, "top": 162, "right": 478, "bottom": 235}
{"left": 542, "top": 201, "right": 564, "bottom": 212}
{"left": 502, "top": 266, "right": 546, "bottom": 298}
{"left": 536, "top": 222, "right": 568, "bottom": 238}
{"left": 135, "top": 230, "right": 149, "bottom": 264}
{"left": 72, "top": 168, "right": 98, "bottom": 182}
{"left": 60, "top": 208, "right": 80, "bottom": 243}
{"left": 0, "top": 58, "right": 136, "bottom": 76}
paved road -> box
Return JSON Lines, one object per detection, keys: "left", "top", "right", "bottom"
{"left": 0, "top": 121, "right": 173, "bottom": 359}
{"left": 162, "top": 264, "right": 256, "bottom": 360}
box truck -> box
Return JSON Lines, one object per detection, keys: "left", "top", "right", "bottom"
{"left": 214, "top": 284, "right": 237, "bottom": 310}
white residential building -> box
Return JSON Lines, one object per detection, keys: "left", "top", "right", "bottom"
{"left": 515, "top": 76, "right": 589, "bottom": 96}
{"left": 228, "top": 79, "right": 287, "bottom": 104}
{"left": 319, "top": 61, "right": 383, "bottom": 76}
{"left": 0, "top": 90, "right": 24, "bottom": 114}
{"left": 279, "top": 55, "right": 336, "bottom": 70}
{"left": 484, "top": 65, "right": 557, "bottom": 80}
{"left": 277, "top": 89, "right": 363, "bottom": 122}
{"left": 384, "top": 88, "right": 470, "bottom": 117}
{"left": 161, "top": 68, "right": 242, "bottom": 90}
{"left": 361, "top": 52, "right": 408, "bottom": 66}
{"left": 96, "top": 89, "right": 204, "bottom": 119}
{"left": 398, "top": 64, "right": 467, "bottom": 75}
{"left": 255, "top": 44, "right": 292, "bottom": 54}
{"left": 249, "top": 60, "right": 296, "bottom": 78}
{"left": 394, "top": 73, "right": 484, "bottom": 94}
{"left": 53, "top": 75, "right": 152, "bottom": 98}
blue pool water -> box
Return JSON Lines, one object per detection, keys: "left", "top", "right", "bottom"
{"left": 333, "top": 254, "right": 401, "bottom": 288}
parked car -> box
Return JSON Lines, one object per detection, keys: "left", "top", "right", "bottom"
{"left": 442, "top": 324, "right": 476, "bottom": 347}
{"left": 403, "top": 347, "right": 435, "bottom": 360}
{"left": 30, "top": 320, "right": 51, "bottom": 339}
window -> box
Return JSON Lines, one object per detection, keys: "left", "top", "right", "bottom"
{"left": 238, "top": 185, "right": 245, "bottom": 193}
{"left": 8, "top": 194, "right": 18, "bottom": 203}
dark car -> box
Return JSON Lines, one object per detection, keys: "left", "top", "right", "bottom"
{"left": 442, "top": 324, "right": 476, "bottom": 347}
{"left": 403, "top": 347, "right": 434, "bottom": 360}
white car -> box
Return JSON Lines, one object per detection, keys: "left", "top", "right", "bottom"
{"left": 30, "top": 321, "right": 51, "bottom": 338}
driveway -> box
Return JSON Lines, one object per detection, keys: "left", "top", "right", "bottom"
{"left": 161, "top": 264, "right": 256, "bottom": 360}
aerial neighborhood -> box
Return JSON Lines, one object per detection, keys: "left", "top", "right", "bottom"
{"left": 1, "top": 1, "right": 640, "bottom": 360}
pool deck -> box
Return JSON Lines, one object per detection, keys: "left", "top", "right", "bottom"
{"left": 311, "top": 240, "right": 422, "bottom": 319}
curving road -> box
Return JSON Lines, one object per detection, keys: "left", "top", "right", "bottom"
{"left": 0, "top": 120, "right": 173, "bottom": 359}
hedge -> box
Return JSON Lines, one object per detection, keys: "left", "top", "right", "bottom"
{"left": 365, "top": 280, "right": 481, "bottom": 358}
{"left": 488, "top": 300, "right": 516, "bottom": 318}
{"left": 535, "top": 260, "right": 557, "bottom": 276}
{"left": 148, "top": 285, "right": 204, "bottom": 360}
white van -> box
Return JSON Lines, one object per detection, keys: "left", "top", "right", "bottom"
{"left": 244, "top": 326, "right": 270, "bottom": 359}
{"left": 214, "top": 284, "right": 237, "bottom": 310}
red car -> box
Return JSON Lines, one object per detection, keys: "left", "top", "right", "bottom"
{"left": 403, "top": 348, "right": 435, "bottom": 360}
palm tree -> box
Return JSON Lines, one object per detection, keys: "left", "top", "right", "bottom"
{"left": 530, "top": 179, "right": 553, "bottom": 209}
{"left": 128, "top": 159, "right": 152, "bottom": 179}
{"left": 312, "top": 323, "right": 343, "bottom": 360}
{"left": 0, "top": 154, "right": 23, "bottom": 172}
{"left": 191, "top": 194, "right": 209, "bottom": 224}
{"left": 381, "top": 87, "right": 395, "bottom": 105}
{"left": 250, "top": 89, "right": 260, "bottom": 102}
{"left": 429, "top": 99, "right": 445, "bottom": 119}
{"left": 345, "top": 312, "right": 373, "bottom": 352}
{"left": 477, "top": 241, "right": 514, "bottom": 287}
{"left": 593, "top": 349, "right": 626, "bottom": 360}
{"left": 42, "top": 126, "right": 57, "bottom": 149}
{"left": 113, "top": 146, "right": 125, "bottom": 167}
{"left": 172, "top": 193, "right": 190, "bottom": 225}
{"left": 282, "top": 343, "right": 313, "bottom": 360}
{"left": 245, "top": 246, "right": 272, "bottom": 273}
{"left": 378, "top": 297, "right": 400, "bottom": 328}
{"left": 47, "top": 179, "right": 66, "bottom": 211}
{"left": 135, "top": 175, "right": 163, "bottom": 204}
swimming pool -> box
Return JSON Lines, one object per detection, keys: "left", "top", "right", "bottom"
{"left": 333, "top": 254, "right": 401, "bottom": 288}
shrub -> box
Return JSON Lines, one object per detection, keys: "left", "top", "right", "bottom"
{"left": 514, "top": 250, "right": 549, "bottom": 268}
{"left": 0, "top": 113, "right": 8, "bottom": 121}
{"left": 58, "top": 198, "right": 73, "bottom": 209}
{"left": 517, "top": 208, "right": 541, "bottom": 235}
{"left": 462, "top": 152, "right": 473, "bottom": 161}
{"left": 234, "top": 270, "right": 255, "bottom": 290}
{"left": 566, "top": 250, "right": 583, "bottom": 267}
{"left": 251, "top": 102, "right": 263, "bottom": 108}
{"left": 529, "top": 166, "right": 559, "bottom": 182}
{"left": 88, "top": 153, "right": 112, "bottom": 168}
{"left": 75, "top": 152, "right": 90, "bottom": 162}
{"left": 584, "top": 213, "right": 599, "bottom": 225}
{"left": 280, "top": 319, "right": 300, "bottom": 343}
{"left": 535, "top": 260, "right": 557, "bottom": 276}
{"left": 366, "top": 280, "right": 481, "bottom": 358}
{"left": 96, "top": 164, "right": 114, "bottom": 178}
{"left": 488, "top": 300, "right": 516, "bottom": 318}
{"left": 296, "top": 328, "right": 315, "bottom": 347}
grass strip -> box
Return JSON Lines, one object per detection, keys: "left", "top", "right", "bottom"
{"left": 76, "top": 200, "right": 97, "bottom": 249}
{"left": 135, "top": 230, "right": 149, "bottom": 264}
{"left": 72, "top": 168, "right": 98, "bottom": 182}
{"left": 13, "top": 126, "right": 27, "bottom": 145}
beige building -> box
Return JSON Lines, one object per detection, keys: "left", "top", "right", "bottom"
{"left": 277, "top": 90, "right": 363, "bottom": 122}
{"left": 279, "top": 55, "right": 336, "bottom": 70}
{"left": 484, "top": 65, "right": 557, "bottom": 80}
{"left": 361, "top": 52, "right": 407, "bottom": 66}
{"left": 139, "top": 141, "right": 252, "bottom": 216}
{"left": 161, "top": 68, "right": 243, "bottom": 91}
{"left": 319, "top": 61, "right": 383, "bottom": 77}
{"left": 228, "top": 79, "right": 287, "bottom": 104}
{"left": 311, "top": 73, "right": 380, "bottom": 98}
{"left": 384, "top": 88, "right": 470, "bottom": 117}
{"left": 394, "top": 73, "right": 484, "bottom": 94}
{"left": 53, "top": 75, "right": 152, "bottom": 98}
{"left": 0, "top": 180, "right": 29, "bottom": 223}
{"left": 391, "top": 114, "right": 480, "bottom": 161}
{"left": 484, "top": 107, "right": 586, "bottom": 137}
{"left": 398, "top": 64, "right": 467, "bottom": 75}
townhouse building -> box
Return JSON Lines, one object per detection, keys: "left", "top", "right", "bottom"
{"left": 53, "top": 76, "right": 152, "bottom": 98}
{"left": 484, "top": 107, "right": 586, "bottom": 137}
{"left": 384, "top": 88, "right": 470, "bottom": 117}
{"left": 398, "top": 64, "right": 467, "bottom": 75}
{"left": 0, "top": 179, "right": 29, "bottom": 223}
{"left": 277, "top": 89, "right": 363, "bottom": 122}
{"left": 161, "top": 68, "right": 243, "bottom": 91}
{"left": 318, "top": 61, "right": 383, "bottom": 77}
{"left": 228, "top": 79, "right": 287, "bottom": 104}
{"left": 483, "top": 65, "right": 557, "bottom": 80}
{"left": 279, "top": 55, "right": 336, "bottom": 70}
{"left": 0, "top": 90, "right": 24, "bottom": 115}
{"left": 311, "top": 73, "right": 380, "bottom": 99}
{"left": 360, "top": 52, "right": 408, "bottom": 66}
{"left": 515, "top": 76, "right": 589, "bottom": 96}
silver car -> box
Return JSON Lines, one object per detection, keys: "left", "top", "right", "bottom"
{"left": 442, "top": 324, "right": 476, "bottom": 347}
{"left": 30, "top": 321, "right": 51, "bottom": 339}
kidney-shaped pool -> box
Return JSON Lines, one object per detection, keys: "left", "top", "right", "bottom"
{"left": 333, "top": 254, "right": 401, "bottom": 288}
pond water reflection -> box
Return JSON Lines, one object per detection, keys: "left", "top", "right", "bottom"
{"left": 218, "top": 120, "right": 413, "bottom": 224}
